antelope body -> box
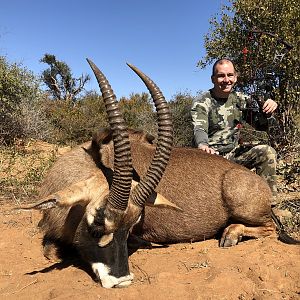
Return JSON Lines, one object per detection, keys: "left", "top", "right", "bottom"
{"left": 27, "top": 59, "right": 173, "bottom": 288}
{"left": 24, "top": 59, "right": 297, "bottom": 289}
{"left": 92, "top": 129, "right": 276, "bottom": 246}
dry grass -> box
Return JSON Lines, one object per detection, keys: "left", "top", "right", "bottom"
{"left": 0, "top": 140, "right": 70, "bottom": 204}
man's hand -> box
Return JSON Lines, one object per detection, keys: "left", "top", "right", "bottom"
{"left": 263, "top": 99, "right": 277, "bottom": 114}
{"left": 198, "top": 145, "right": 219, "bottom": 155}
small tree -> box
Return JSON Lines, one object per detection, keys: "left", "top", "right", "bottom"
{"left": 40, "top": 54, "right": 90, "bottom": 104}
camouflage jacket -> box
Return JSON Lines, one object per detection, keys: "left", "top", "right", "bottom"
{"left": 191, "top": 89, "right": 250, "bottom": 154}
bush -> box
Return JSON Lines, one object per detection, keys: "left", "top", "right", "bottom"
{"left": 43, "top": 91, "right": 109, "bottom": 144}
{"left": 119, "top": 93, "right": 157, "bottom": 136}
{"left": 119, "top": 92, "right": 196, "bottom": 147}
{"left": 0, "top": 56, "right": 51, "bottom": 144}
{"left": 0, "top": 55, "right": 196, "bottom": 149}
{"left": 169, "top": 92, "right": 195, "bottom": 147}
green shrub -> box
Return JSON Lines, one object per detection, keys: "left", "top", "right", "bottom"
{"left": 169, "top": 92, "right": 195, "bottom": 147}
{"left": 43, "top": 91, "right": 109, "bottom": 144}
{"left": 119, "top": 93, "right": 156, "bottom": 136}
{"left": 0, "top": 56, "right": 51, "bottom": 144}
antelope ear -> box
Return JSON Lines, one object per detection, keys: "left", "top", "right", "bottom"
{"left": 16, "top": 175, "right": 105, "bottom": 211}
{"left": 146, "top": 192, "right": 183, "bottom": 211}
{"left": 144, "top": 132, "right": 155, "bottom": 144}
{"left": 16, "top": 196, "right": 60, "bottom": 211}
{"left": 92, "top": 128, "right": 113, "bottom": 146}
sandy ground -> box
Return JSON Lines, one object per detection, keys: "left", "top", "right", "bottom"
{"left": 0, "top": 203, "right": 299, "bottom": 300}
{"left": 1, "top": 141, "right": 299, "bottom": 299}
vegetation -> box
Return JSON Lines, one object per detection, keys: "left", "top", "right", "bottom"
{"left": 0, "top": 56, "right": 53, "bottom": 145}
{"left": 198, "top": 0, "right": 300, "bottom": 148}
{"left": 40, "top": 54, "right": 90, "bottom": 104}
{"left": 0, "top": 142, "right": 57, "bottom": 203}
{"left": 119, "top": 93, "right": 157, "bottom": 136}
{"left": 42, "top": 92, "right": 108, "bottom": 144}
{"left": 169, "top": 93, "right": 194, "bottom": 147}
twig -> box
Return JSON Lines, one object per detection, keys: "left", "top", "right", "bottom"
{"left": 180, "top": 261, "right": 190, "bottom": 272}
{"left": 6, "top": 279, "right": 38, "bottom": 295}
{"left": 257, "top": 288, "right": 281, "bottom": 294}
{"left": 11, "top": 193, "right": 21, "bottom": 206}
{"left": 131, "top": 263, "right": 151, "bottom": 284}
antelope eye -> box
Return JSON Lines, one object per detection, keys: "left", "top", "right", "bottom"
{"left": 87, "top": 221, "right": 105, "bottom": 238}
{"left": 87, "top": 208, "right": 106, "bottom": 238}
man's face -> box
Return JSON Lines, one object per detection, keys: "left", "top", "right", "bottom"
{"left": 211, "top": 62, "right": 237, "bottom": 97}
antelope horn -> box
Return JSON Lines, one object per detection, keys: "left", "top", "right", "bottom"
{"left": 126, "top": 64, "right": 173, "bottom": 207}
{"left": 87, "top": 59, "right": 133, "bottom": 211}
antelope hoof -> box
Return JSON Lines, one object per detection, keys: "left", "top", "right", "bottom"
{"left": 220, "top": 224, "right": 243, "bottom": 247}
{"left": 220, "top": 235, "right": 241, "bottom": 247}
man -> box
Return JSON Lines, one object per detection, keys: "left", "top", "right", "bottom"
{"left": 191, "top": 58, "right": 278, "bottom": 199}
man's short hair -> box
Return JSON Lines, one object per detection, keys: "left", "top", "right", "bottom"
{"left": 212, "top": 58, "right": 235, "bottom": 76}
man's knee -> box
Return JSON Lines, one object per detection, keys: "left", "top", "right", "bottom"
{"left": 253, "top": 145, "right": 277, "bottom": 164}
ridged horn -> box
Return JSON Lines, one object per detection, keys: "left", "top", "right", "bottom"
{"left": 87, "top": 59, "right": 133, "bottom": 211}
{"left": 126, "top": 63, "right": 173, "bottom": 207}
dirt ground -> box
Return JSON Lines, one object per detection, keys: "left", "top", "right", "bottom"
{"left": 0, "top": 203, "right": 299, "bottom": 300}
{"left": 1, "top": 141, "right": 299, "bottom": 299}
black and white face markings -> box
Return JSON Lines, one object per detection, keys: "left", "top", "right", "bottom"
{"left": 74, "top": 206, "right": 134, "bottom": 288}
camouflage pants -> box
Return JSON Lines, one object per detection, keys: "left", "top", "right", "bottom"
{"left": 224, "top": 145, "right": 278, "bottom": 196}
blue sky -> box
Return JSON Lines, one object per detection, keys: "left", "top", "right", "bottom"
{"left": 0, "top": 0, "right": 229, "bottom": 100}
